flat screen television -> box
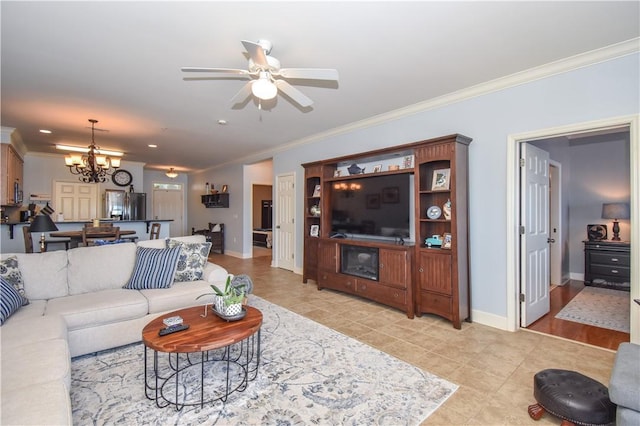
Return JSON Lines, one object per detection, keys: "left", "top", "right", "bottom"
{"left": 329, "top": 173, "right": 414, "bottom": 242}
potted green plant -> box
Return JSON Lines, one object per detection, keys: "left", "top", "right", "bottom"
{"left": 196, "top": 276, "right": 245, "bottom": 317}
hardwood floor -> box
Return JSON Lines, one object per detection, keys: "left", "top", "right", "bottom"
{"left": 526, "top": 280, "right": 630, "bottom": 350}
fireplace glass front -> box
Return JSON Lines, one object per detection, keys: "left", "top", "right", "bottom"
{"left": 340, "top": 244, "right": 379, "bottom": 281}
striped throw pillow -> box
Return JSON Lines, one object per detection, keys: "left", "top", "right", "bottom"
{"left": 123, "top": 246, "right": 181, "bottom": 290}
{"left": 1, "top": 276, "right": 23, "bottom": 324}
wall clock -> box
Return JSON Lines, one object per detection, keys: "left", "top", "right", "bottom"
{"left": 427, "top": 205, "right": 442, "bottom": 219}
{"left": 112, "top": 169, "right": 133, "bottom": 187}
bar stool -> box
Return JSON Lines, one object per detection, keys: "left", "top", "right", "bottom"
{"left": 150, "top": 223, "right": 161, "bottom": 239}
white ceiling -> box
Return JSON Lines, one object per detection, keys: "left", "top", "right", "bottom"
{"left": 2, "top": 1, "right": 639, "bottom": 173}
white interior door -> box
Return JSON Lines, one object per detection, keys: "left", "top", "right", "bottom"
{"left": 275, "top": 173, "right": 295, "bottom": 271}
{"left": 549, "top": 161, "right": 562, "bottom": 285}
{"left": 520, "top": 143, "right": 551, "bottom": 327}
{"left": 54, "top": 181, "right": 98, "bottom": 221}
{"left": 152, "top": 186, "right": 183, "bottom": 237}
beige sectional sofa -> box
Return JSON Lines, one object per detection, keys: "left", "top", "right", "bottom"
{"left": 0, "top": 235, "right": 229, "bottom": 425}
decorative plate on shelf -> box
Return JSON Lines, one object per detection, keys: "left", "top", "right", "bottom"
{"left": 427, "top": 205, "right": 442, "bottom": 219}
{"left": 112, "top": 169, "right": 133, "bottom": 187}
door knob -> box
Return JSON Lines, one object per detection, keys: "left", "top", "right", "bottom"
{"left": 547, "top": 238, "right": 555, "bottom": 243}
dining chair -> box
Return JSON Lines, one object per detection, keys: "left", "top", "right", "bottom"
{"left": 22, "top": 226, "right": 34, "bottom": 253}
{"left": 23, "top": 225, "right": 70, "bottom": 252}
{"left": 82, "top": 226, "right": 121, "bottom": 246}
{"left": 150, "top": 223, "right": 161, "bottom": 240}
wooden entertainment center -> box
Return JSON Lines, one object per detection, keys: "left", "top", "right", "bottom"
{"left": 302, "top": 134, "right": 472, "bottom": 328}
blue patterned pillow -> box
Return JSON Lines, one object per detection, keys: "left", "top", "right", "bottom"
{"left": 166, "top": 240, "right": 212, "bottom": 282}
{"left": 123, "top": 246, "right": 181, "bottom": 290}
{"left": 1, "top": 276, "right": 23, "bottom": 325}
{"left": 0, "top": 256, "right": 29, "bottom": 306}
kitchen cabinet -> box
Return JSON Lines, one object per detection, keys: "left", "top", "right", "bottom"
{"left": 1, "top": 143, "right": 24, "bottom": 206}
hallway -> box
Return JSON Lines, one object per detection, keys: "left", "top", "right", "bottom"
{"left": 526, "top": 280, "right": 630, "bottom": 350}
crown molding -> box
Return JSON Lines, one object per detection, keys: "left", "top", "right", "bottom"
{"left": 288, "top": 37, "right": 640, "bottom": 149}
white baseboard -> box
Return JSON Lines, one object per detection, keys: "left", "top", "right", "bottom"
{"left": 471, "top": 309, "right": 512, "bottom": 331}
{"left": 569, "top": 272, "right": 585, "bottom": 281}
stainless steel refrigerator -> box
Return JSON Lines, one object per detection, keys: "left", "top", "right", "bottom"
{"left": 104, "top": 190, "right": 146, "bottom": 220}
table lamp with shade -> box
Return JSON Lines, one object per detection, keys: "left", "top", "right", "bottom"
{"left": 601, "top": 202, "right": 630, "bottom": 241}
{"left": 29, "top": 213, "right": 59, "bottom": 252}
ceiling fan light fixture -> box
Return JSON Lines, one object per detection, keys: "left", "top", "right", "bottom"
{"left": 251, "top": 72, "right": 277, "bottom": 100}
{"left": 166, "top": 168, "right": 178, "bottom": 179}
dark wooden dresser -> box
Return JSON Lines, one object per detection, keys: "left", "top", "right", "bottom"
{"left": 583, "top": 240, "right": 630, "bottom": 286}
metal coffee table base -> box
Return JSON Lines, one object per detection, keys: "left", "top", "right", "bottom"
{"left": 144, "top": 330, "right": 260, "bottom": 410}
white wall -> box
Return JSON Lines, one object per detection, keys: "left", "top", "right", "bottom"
{"left": 271, "top": 52, "right": 639, "bottom": 323}
{"left": 23, "top": 152, "right": 146, "bottom": 214}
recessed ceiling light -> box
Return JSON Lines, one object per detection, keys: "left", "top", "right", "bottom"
{"left": 148, "top": 144, "right": 157, "bottom": 148}
{"left": 39, "top": 129, "right": 52, "bottom": 134}
{"left": 217, "top": 119, "right": 227, "bottom": 125}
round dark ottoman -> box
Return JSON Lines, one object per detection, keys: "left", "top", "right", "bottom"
{"left": 528, "top": 369, "right": 615, "bottom": 425}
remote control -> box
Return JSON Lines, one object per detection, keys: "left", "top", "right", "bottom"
{"left": 158, "top": 324, "right": 189, "bottom": 336}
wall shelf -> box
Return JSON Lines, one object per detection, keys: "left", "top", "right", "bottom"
{"left": 201, "top": 193, "right": 229, "bottom": 208}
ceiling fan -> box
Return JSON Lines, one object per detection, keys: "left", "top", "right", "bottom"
{"left": 181, "top": 40, "right": 338, "bottom": 108}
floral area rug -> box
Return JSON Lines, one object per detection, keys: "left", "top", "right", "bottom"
{"left": 71, "top": 296, "right": 457, "bottom": 425}
{"left": 555, "top": 286, "right": 630, "bottom": 333}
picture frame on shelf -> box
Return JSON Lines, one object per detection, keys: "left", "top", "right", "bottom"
{"left": 333, "top": 170, "right": 341, "bottom": 177}
{"left": 366, "top": 193, "right": 380, "bottom": 209}
{"left": 443, "top": 233, "right": 452, "bottom": 249}
{"left": 372, "top": 164, "right": 382, "bottom": 173}
{"left": 312, "top": 184, "right": 321, "bottom": 197}
{"left": 431, "top": 168, "right": 451, "bottom": 191}
{"left": 310, "top": 224, "right": 319, "bottom": 237}
{"left": 382, "top": 187, "right": 400, "bottom": 203}
{"left": 403, "top": 155, "right": 414, "bottom": 169}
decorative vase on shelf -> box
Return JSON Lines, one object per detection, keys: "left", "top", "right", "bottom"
{"left": 347, "top": 164, "right": 365, "bottom": 175}
{"left": 310, "top": 205, "right": 321, "bottom": 217}
{"left": 443, "top": 199, "right": 451, "bottom": 220}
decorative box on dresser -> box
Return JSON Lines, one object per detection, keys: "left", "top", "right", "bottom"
{"left": 583, "top": 240, "right": 631, "bottom": 287}
{"left": 301, "top": 134, "right": 472, "bottom": 327}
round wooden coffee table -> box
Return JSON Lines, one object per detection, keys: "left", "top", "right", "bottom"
{"left": 142, "top": 305, "right": 262, "bottom": 410}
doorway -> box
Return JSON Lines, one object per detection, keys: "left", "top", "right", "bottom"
{"left": 274, "top": 173, "right": 295, "bottom": 271}
{"left": 507, "top": 115, "right": 638, "bottom": 344}
{"left": 152, "top": 183, "right": 184, "bottom": 237}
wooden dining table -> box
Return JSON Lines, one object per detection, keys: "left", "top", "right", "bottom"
{"left": 50, "top": 229, "right": 137, "bottom": 249}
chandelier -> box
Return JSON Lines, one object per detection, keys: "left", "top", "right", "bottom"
{"left": 64, "top": 119, "right": 121, "bottom": 183}
{"left": 165, "top": 168, "right": 178, "bottom": 179}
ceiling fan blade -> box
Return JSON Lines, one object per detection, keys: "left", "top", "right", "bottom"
{"left": 241, "top": 40, "right": 268, "bottom": 68}
{"left": 277, "top": 68, "right": 339, "bottom": 81}
{"left": 229, "top": 81, "right": 253, "bottom": 105}
{"left": 275, "top": 80, "right": 313, "bottom": 107}
{"left": 183, "top": 74, "right": 250, "bottom": 81}
{"left": 181, "top": 67, "right": 249, "bottom": 74}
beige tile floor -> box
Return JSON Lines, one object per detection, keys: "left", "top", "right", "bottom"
{"left": 212, "top": 252, "right": 617, "bottom": 425}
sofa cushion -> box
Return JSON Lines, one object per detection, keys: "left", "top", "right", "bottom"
{"left": 140, "top": 280, "right": 214, "bottom": 314}
{"left": 2, "top": 299, "right": 46, "bottom": 323}
{"left": 124, "top": 246, "right": 181, "bottom": 289}
{"left": 46, "top": 289, "right": 148, "bottom": 331}
{"left": 0, "top": 256, "right": 29, "bottom": 305}
{"left": 67, "top": 243, "right": 137, "bottom": 295}
{"left": 203, "top": 262, "right": 230, "bottom": 283}
{"left": 0, "top": 380, "right": 72, "bottom": 426}
{"left": 14, "top": 251, "right": 69, "bottom": 300}
{"left": 1, "top": 315, "right": 67, "bottom": 349}
{"left": 609, "top": 342, "right": 640, "bottom": 411}
{"left": 0, "top": 276, "right": 23, "bottom": 325}
{"left": 1, "top": 338, "right": 71, "bottom": 390}
{"left": 137, "top": 234, "right": 206, "bottom": 249}
{"left": 167, "top": 239, "right": 212, "bottom": 282}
